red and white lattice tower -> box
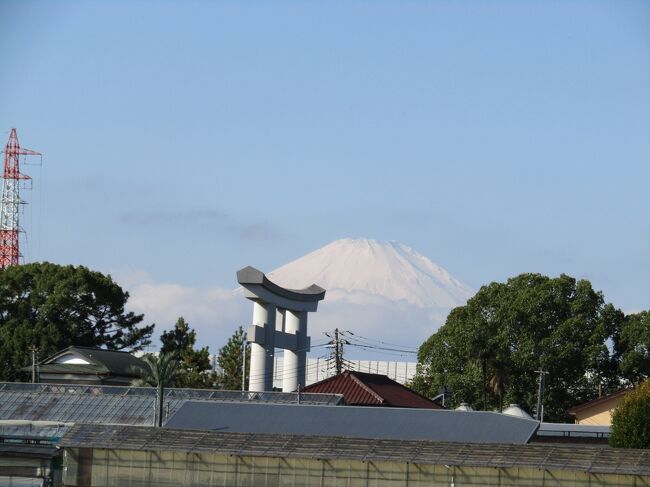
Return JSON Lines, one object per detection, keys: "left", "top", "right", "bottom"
{"left": 0, "top": 129, "right": 41, "bottom": 269}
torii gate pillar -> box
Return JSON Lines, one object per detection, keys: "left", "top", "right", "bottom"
{"left": 237, "top": 266, "right": 325, "bottom": 392}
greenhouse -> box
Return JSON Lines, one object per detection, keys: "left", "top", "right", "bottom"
{"left": 60, "top": 424, "right": 650, "bottom": 487}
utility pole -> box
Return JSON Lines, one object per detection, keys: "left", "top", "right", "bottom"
{"left": 335, "top": 328, "right": 341, "bottom": 374}
{"left": 241, "top": 333, "right": 247, "bottom": 392}
{"left": 535, "top": 369, "right": 549, "bottom": 421}
{"left": 31, "top": 345, "right": 39, "bottom": 383}
{"left": 325, "top": 328, "right": 349, "bottom": 375}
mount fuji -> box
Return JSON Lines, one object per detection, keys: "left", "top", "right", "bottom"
{"left": 123, "top": 238, "right": 474, "bottom": 358}
{"left": 266, "top": 238, "right": 474, "bottom": 351}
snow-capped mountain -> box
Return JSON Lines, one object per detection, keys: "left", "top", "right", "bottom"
{"left": 268, "top": 238, "right": 473, "bottom": 309}
{"left": 125, "top": 238, "right": 473, "bottom": 357}
{"left": 266, "top": 238, "right": 473, "bottom": 346}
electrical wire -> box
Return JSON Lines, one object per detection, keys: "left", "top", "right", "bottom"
{"left": 346, "top": 342, "right": 417, "bottom": 354}
{"left": 241, "top": 330, "right": 419, "bottom": 384}
{"left": 245, "top": 362, "right": 329, "bottom": 383}
{"left": 347, "top": 331, "right": 418, "bottom": 351}
{"left": 244, "top": 358, "right": 332, "bottom": 383}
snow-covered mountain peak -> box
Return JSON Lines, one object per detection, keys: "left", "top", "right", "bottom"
{"left": 268, "top": 238, "right": 473, "bottom": 309}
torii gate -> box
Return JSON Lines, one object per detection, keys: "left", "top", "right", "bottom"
{"left": 237, "top": 266, "right": 326, "bottom": 392}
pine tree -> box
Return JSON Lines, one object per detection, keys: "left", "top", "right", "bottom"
{"left": 216, "top": 326, "right": 250, "bottom": 390}
{"left": 160, "top": 317, "right": 215, "bottom": 388}
{"left": 0, "top": 262, "right": 154, "bottom": 381}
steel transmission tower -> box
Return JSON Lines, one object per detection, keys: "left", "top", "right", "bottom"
{"left": 0, "top": 129, "right": 41, "bottom": 269}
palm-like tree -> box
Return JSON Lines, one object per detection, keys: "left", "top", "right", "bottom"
{"left": 470, "top": 336, "right": 492, "bottom": 410}
{"left": 132, "top": 353, "right": 181, "bottom": 427}
{"left": 488, "top": 357, "right": 508, "bottom": 413}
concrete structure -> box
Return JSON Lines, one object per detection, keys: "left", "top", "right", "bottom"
{"left": 237, "top": 266, "right": 325, "bottom": 392}
{"left": 568, "top": 390, "right": 628, "bottom": 425}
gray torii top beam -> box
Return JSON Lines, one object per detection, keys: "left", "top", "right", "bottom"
{"left": 237, "top": 266, "right": 325, "bottom": 311}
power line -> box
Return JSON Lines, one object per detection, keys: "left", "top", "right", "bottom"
{"left": 244, "top": 356, "right": 332, "bottom": 382}
{"left": 346, "top": 343, "right": 418, "bottom": 355}
{"left": 241, "top": 329, "right": 420, "bottom": 386}
{"left": 345, "top": 344, "right": 417, "bottom": 358}
{"left": 347, "top": 331, "right": 418, "bottom": 351}
{"left": 238, "top": 341, "right": 330, "bottom": 384}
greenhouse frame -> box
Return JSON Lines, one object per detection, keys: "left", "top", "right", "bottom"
{"left": 60, "top": 425, "right": 650, "bottom": 487}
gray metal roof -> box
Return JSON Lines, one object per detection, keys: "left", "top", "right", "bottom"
{"left": 0, "top": 383, "right": 342, "bottom": 426}
{"left": 59, "top": 424, "right": 650, "bottom": 477}
{"left": 536, "top": 422, "right": 610, "bottom": 438}
{"left": 165, "top": 401, "right": 539, "bottom": 444}
{"left": 0, "top": 388, "right": 160, "bottom": 425}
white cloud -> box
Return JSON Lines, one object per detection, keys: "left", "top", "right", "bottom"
{"left": 112, "top": 269, "right": 249, "bottom": 352}
{"left": 112, "top": 269, "right": 449, "bottom": 358}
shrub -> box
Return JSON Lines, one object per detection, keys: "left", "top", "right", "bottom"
{"left": 609, "top": 380, "right": 650, "bottom": 449}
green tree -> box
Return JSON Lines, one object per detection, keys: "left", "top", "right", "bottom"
{"left": 609, "top": 381, "right": 650, "bottom": 449}
{"left": 615, "top": 311, "right": 650, "bottom": 385}
{"left": 133, "top": 352, "right": 182, "bottom": 427}
{"left": 160, "top": 317, "right": 215, "bottom": 388}
{"left": 414, "top": 273, "right": 621, "bottom": 422}
{"left": 0, "top": 262, "right": 154, "bottom": 381}
{"left": 216, "top": 326, "right": 249, "bottom": 390}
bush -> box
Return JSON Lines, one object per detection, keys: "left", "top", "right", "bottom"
{"left": 609, "top": 380, "right": 650, "bottom": 449}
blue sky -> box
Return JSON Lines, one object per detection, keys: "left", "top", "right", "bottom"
{"left": 0, "top": 1, "right": 648, "bottom": 350}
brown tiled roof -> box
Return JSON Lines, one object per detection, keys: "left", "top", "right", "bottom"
{"left": 303, "top": 371, "right": 443, "bottom": 409}
{"left": 567, "top": 389, "right": 628, "bottom": 415}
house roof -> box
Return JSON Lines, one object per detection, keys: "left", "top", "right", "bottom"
{"left": 36, "top": 346, "right": 147, "bottom": 378}
{"left": 567, "top": 390, "right": 628, "bottom": 416}
{"left": 32, "top": 363, "right": 107, "bottom": 376}
{"left": 165, "top": 401, "right": 539, "bottom": 444}
{"left": 303, "top": 370, "right": 442, "bottom": 409}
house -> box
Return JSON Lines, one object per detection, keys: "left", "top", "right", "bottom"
{"left": 567, "top": 389, "right": 628, "bottom": 426}
{"left": 302, "top": 370, "right": 443, "bottom": 408}
{"left": 23, "top": 346, "right": 148, "bottom": 386}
